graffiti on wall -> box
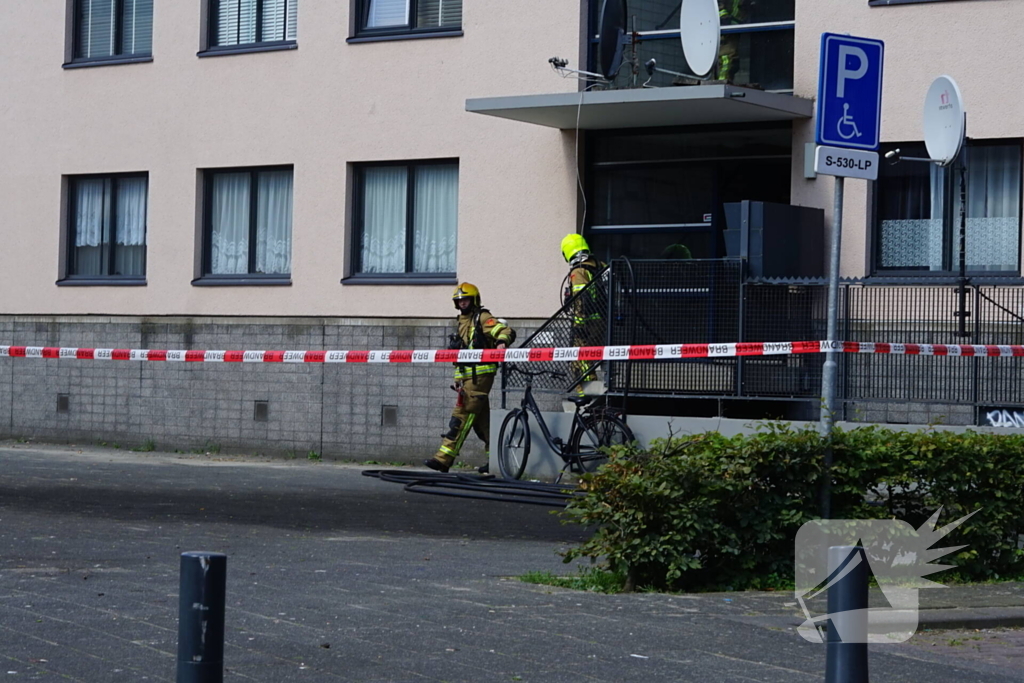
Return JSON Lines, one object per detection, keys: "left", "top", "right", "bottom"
{"left": 984, "top": 409, "right": 1024, "bottom": 428}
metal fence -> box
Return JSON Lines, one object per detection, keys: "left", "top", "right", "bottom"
{"left": 507, "top": 257, "right": 1024, "bottom": 422}
{"left": 503, "top": 264, "right": 613, "bottom": 394}
{"left": 843, "top": 284, "right": 1024, "bottom": 418}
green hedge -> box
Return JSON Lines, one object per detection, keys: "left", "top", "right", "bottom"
{"left": 560, "top": 424, "right": 1024, "bottom": 591}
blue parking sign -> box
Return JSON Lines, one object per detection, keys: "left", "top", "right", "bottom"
{"left": 816, "top": 33, "right": 884, "bottom": 151}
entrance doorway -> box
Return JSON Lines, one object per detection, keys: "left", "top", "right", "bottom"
{"left": 584, "top": 123, "right": 793, "bottom": 262}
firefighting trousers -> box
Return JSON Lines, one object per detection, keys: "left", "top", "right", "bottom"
{"left": 435, "top": 373, "right": 495, "bottom": 465}
{"left": 571, "top": 320, "right": 604, "bottom": 390}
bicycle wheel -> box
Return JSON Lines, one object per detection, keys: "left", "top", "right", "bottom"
{"left": 497, "top": 409, "right": 531, "bottom": 480}
{"left": 567, "top": 411, "right": 634, "bottom": 474}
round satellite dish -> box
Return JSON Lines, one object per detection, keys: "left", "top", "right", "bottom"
{"left": 923, "top": 75, "right": 965, "bottom": 166}
{"left": 596, "top": 0, "right": 628, "bottom": 79}
{"left": 680, "top": 0, "right": 721, "bottom": 78}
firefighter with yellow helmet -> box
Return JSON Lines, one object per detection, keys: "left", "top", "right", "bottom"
{"left": 561, "top": 234, "right": 605, "bottom": 396}
{"left": 424, "top": 283, "right": 515, "bottom": 473}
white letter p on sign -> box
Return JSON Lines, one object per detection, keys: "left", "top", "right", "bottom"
{"left": 837, "top": 45, "right": 868, "bottom": 98}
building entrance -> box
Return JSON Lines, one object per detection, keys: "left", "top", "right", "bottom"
{"left": 584, "top": 123, "right": 792, "bottom": 262}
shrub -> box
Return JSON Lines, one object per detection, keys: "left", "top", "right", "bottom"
{"left": 561, "top": 424, "right": 1024, "bottom": 591}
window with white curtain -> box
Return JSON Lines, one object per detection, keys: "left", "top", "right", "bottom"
{"left": 874, "top": 140, "right": 1022, "bottom": 274}
{"left": 66, "top": 174, "right": 148, "bottom": 279}
{"left": 357, "top": 0, "right": 461, "bottom": 35}
{"left": 204, "top": 167, "right": 293, "bottom": 277}
{"left": 211, "top": 0, "right": 298, "bottom": 47}
{"left": 73, "top": 0, "right": 153, "bottom": 61}
{"left": 355, "top": 161, "right": 458, "bottom": 275}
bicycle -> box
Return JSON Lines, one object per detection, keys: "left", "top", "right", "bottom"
{"left": 497, "top": 365, "right": 635, "bottom": 481}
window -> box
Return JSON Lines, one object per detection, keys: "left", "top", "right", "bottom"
{"left": 201, "top": 167, "right": 293, "bottom": 279}
{"left": 72, "top": 0, "right": 153, "bottom": 62}
{"left": 590, "top": 1, "right": 795, "bottom": 92}
{"left": 209, "top": 0, "right": 298, "bottom": 48}
{"left": 353, "top": 0, "right": 462, "bottom": 39}
{"left": 65, "top": 174, "right": 148, "bottom": 280}
{"left": 874, "top": 141, "right": 1022, "bottom": 274}
{"left": 352, "top": 161, "right": 458, "bottom": 277}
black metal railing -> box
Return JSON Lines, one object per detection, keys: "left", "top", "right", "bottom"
{"left": 503, "top": 264, "right": 613, "bottom": 394}
{"left": 506, "top": 257, "right": 1024, "bottom": 422}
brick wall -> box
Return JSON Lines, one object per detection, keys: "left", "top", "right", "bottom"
{"left": 0, "top": 316, "right": 545, "bottom": 465}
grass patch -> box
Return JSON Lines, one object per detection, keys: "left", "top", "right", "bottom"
{"left": 519, "top": 568, "right": 626, "bottom": 594}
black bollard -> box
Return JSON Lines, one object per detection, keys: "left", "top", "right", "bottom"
{"left": 824, "top": 545, "right": 869, "bottom": 683}
{"left": 177, "top": 552, "right": 227, "bottom": 683}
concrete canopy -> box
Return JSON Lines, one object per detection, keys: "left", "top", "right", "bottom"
{"left": 466, "top": 84, "right": 813, "bottom": 130}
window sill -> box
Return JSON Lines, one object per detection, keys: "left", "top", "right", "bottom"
{"left": 57, "top": 277, "right": 147, "bottom": 286}
{"left": 867, "top": 274, "right": 1024, "bottom": 284}
{"left": 869, "top": 0, "right": 951, "bottom": 5}
{"left": 197, "top": 42, "right": 297, "bottom": 58}
{"left": 342, "top": 275, "right": 457, "bottom": 286}
{"left": 192, "top": 276, "right": 292, "bottom": 286}
{"left": 347, "top": 29, "right": 463, "bottom": 44}
{"left": 63, "top": 55, "right": 153, "bottom": 69}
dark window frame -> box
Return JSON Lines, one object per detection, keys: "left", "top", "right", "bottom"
{"left": 197, "top": 165, "right": 294, "bottom": 284}
{"left": 348, "top": 158, "right": 459, "bottom": 281}
{"left": 62, "top": 172, "right": 148, "bottom": 283}
{"left": 350, "top": 0, "right": 462, "bottom": 42}
{"left": 205, "top": 0, "right": 298, "bottom": 53}
{"left": 871, "top": 138, "right": 1024, "bottom": 277}
{"left": 68, "top": 0, "right": 153, "bottom": 66}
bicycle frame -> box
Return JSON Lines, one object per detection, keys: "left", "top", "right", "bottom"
{"left": 516, "top": 380, "right": 589, "bottom": 465}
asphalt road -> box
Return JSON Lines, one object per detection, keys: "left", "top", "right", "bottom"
{"left": 0, "top": 442, "right": 1021, "bottom": 682}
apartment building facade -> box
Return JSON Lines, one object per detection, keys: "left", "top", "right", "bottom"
{"left": 1, "top": 0, "right": 1020, "bottom": 458}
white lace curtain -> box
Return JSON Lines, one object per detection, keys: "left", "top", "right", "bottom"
{"left": 210, "top": 170, "right": 292, "bottom": 275}
{"left": 256, "top": 170, "right": 293, "bottom": 274}
{"left": 115, "top": 176, "right": 148, "bottom": 275}
{"left": 413, "top": 164, "right": 458, "bottom": 273}
{"left": 73, "top": 177, "right": 147, "bottom": 276}
{"left": 360, "top": 163, "right": 458, "bottom": 274}
{"left": 360, "top": 167, "right": 408, "bottom": 273}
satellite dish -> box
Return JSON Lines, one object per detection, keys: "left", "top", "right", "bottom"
{"left": 596, "top": 0, "right": 628, "bottom": 79}
{"left": 923, "top": 75, "right": 965, "bottom": 166}
{"left": 680, "top": 0, "right": 721, "bottom": 78}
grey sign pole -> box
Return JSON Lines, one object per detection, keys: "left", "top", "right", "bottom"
{"left": 821, "top": 176, "right": 844, "bottom": 436}
{"left": 819, "top": 176, "right": 844, "bottom": 519}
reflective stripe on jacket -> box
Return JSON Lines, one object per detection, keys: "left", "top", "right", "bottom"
{"left": 453, "top": 307, "right": 514, "bottom": 380}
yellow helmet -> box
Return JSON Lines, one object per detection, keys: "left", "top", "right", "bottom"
{"left": 561, "top": 233, "right": 590, "bottom": 262}
{"left": 452, "top": 282, "right": 481, "bottom": 308}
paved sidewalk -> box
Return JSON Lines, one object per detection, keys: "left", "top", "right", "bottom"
{"left": 0, "top": 442, "right": 1021, "bottom": 682}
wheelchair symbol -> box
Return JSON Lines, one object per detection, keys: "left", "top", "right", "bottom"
{"left": 837, "top": 103, "right": 863, "bottom": 140}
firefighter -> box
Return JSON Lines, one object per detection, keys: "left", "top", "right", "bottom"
{"left": 424, "top": 283, "right": 515, "bottom": 473}
{"left": 561, "top": 234, "right": 605, "bottom": 397}
{"left": 717, "top": 0, "right": 746, "bottom": 82}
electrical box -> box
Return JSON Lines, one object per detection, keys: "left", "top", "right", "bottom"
{"left": 723, "top": 201, "right": 825, "bottom": 279}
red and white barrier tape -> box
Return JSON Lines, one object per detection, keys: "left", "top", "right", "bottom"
{"left": 0, "top": 341, "right": 824, "bottom": 363}
{"left": 2, "top": 340, "right": 1023, "bottom": 363}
